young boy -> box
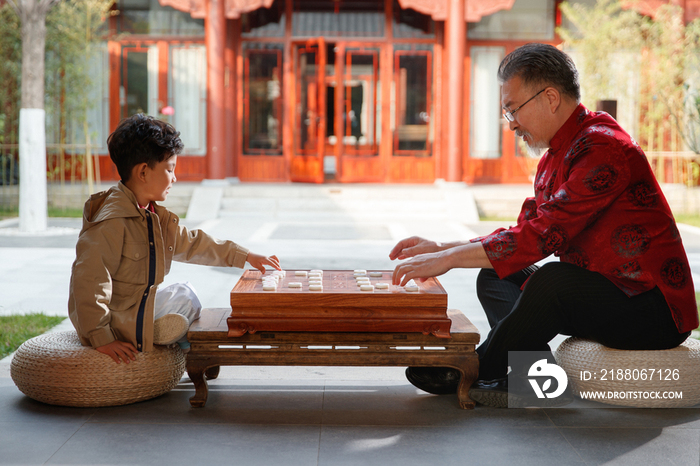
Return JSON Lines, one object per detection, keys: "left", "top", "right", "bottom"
{"left": 68, "top": 114, "right": 280, "bottom": 364}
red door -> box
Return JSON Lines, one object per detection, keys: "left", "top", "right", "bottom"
{"left": 290, "top": 39, "right": 326, "bottom": 183}
{"left": 335, "top": 43, "right": 384, "bottom": 183}
{"left": 237, "top": 47, "right": 286, "bottom": 181}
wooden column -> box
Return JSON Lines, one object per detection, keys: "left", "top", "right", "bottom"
{"left": 444, "top": 0, "right": 465, "bottom": 181}
{"left": 206, "top": 0, "right": 226, "bottom": 179}
{"left": 108, "top": 40, "right": 121, "bottom": 130}
{"left": 381, "top": 0, "right": 393, "bottom": 182}
{"left": 282, "top": 0, "right": 293, "bottom": 178}
{"left": 225, "top": 18, "right": 240, "bottom": 178}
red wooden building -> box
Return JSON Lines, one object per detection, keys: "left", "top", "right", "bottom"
{"left": 95, "top": 0, "right": 700, "bottom": 184}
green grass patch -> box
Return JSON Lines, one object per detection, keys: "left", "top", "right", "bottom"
{"left": 48, "top": 206, "right": 83, "bottom": 217}
{"left": 0, "top": 205, "right": 83, "bottom": 220}
{"left": 0, "top": 205, "right": 17, "bottom": 221}
{"left": 674, "top": 214, "right": 700, "bottom": 228}
{"left": 479, "top": 216, "right": 518, "bottom": 223}
{"left": 0, "top": 314, "right": 66, "bottom": 359}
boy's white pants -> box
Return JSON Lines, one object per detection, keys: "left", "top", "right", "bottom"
{"left": 154, "top": 282, "right": 202, "bottom": 345}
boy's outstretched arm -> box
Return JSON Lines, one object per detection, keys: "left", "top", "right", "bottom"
{"left": 246, "top": 253, "right": 281, "bottom": 273}
{"left": 96, "top": 340, "right": 138, "bottom": 364}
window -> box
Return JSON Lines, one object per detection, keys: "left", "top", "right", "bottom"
{"left": 243, "top": 46, "right": 283, "bottom": 155}
{"left": 115, "top": 0, "right": 204, "bottom": 36}
{"left": 393, "top": 49, "right": 432, "bottom": 156}
{"left": 292, "top": 0, "right": 384, "bottom": 38}
{"left": 119, "top": 45, "right": 159, "bottom": 119}
{"left": 115, "top": 43, "right": 206, "bottom": 156}
{"left": 469, "top": 46, "right": 503, "bottom": 159}
{"left": 46, "top": 45, "right": 110, "bottom": 155}
{"left": 468, "top": 0, "right": 555, "bottom": 41}
{"left": 340, "top": 48, "right": 380, "bottom": 156}
{"left": 294, "top": 41, "right": 323, "bottom": 154}
{"left": 168, "top": 45, "right": 207, "bottom": 155}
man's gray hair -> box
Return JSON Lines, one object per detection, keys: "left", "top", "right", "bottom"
{"left": 498, "top": 43, "right": 581, "bottom": 102}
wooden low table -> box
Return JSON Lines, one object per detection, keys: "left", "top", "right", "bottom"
{"left": 186, "top": 308, "right": 480, "bottom": 409}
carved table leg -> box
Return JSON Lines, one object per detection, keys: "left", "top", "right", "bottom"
{"left": 204, "top": 365, "right": 220, "bottom": 380}
{"left": 454, "top": 356, "right": 479, "bottom": 409}
{"left": 187, "top": 361, "right": 210, "bottom": 408}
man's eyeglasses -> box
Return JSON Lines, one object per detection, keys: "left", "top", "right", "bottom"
{"left": 503, "top": 88, "right": 547, "bottom": 122}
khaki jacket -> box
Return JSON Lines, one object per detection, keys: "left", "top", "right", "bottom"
{"left": 68, "top": 182, "right": 249, "bottom": 351}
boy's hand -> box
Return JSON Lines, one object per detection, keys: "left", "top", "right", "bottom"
{"left": 246, "top": 252, "right": 281, "bottom": 274}
{"left": 96, "top": 340, "right": 138, "bottom": 364}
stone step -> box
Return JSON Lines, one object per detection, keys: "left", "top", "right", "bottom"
{"left": 222, "top": 184, "right": 451, "bottom": 200}
{"left": 214, "top": 183, "right": 480, "bottom": 223}
{"left": 220, "top": 197, "right": 452, "bottom": 214}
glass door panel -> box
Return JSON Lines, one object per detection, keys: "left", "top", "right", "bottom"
{"left": 244, "top": 49, "right": 283, "bottom": 155}
{"left": 169, "top": 45, "right": 207, "bottom": 155}
{"left": 470, "top": 46, "right": 503, "bottom": 159}
{"left": 342, "top": 49, "right": 379, "bottom": 156}
{"left": 393, "top": 51, "right": 431, "bottom": 156}
{"left": 291, "top": 39, "right": 326, "bottom": 183}
{"left": 294, "top": 41, "right": 325, "bottom": 155}
{"left": 120, "top": 45, "right": 158, "bottom": 119}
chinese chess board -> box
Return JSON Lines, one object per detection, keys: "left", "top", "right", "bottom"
{"left": 228, "top": 269, "right": 451, "bottom": 338}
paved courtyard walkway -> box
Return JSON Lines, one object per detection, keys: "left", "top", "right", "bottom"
{"left": 1, "top": 182, "right": 700, "bottom": 465}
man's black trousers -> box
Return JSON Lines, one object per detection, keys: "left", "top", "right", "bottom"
{"left": 475, "top": 262, "right": 690, "bottom": 381}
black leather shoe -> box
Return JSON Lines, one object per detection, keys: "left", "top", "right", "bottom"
{"left": 405, "top": 367, "right": 461, "bottom": 395}
{"left": 468, "top": 378, "right": 509, "bottom": 408}
{"left": 469, "top": 377, "right": 574, "bottom": 408}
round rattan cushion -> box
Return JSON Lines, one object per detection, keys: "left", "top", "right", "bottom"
{"left": 555, "top": 337, "right": 700, "bottom": 408}
{"left": 10, "top": 330, "right": 185, "bottom": 407}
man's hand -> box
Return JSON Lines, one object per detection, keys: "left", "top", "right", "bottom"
{"left": 392, "top": 250, "right": 454, "bottom": 286}
{"left": 389, "top": 236, "right": 442, "bottom": 261}
{"left": 246, "top": 253, "right": 281, "bottom": 274}
{"left": 392, "top": 242, "right": 493, "bottom": 286}
{"left": 96, "top": 340, "right": 138, "bottom": 364}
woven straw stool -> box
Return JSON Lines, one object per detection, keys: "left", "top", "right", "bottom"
{"left": 11, "top": 331, "right": 185, "bottom": 407}
{"left": 555, "top": 337, "right": 700, "bottom": 408}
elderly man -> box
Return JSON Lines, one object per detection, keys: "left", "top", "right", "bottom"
{"left": 390, "top": 43, "right": 697, "bottom": 407}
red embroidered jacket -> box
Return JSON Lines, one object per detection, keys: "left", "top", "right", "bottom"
{"left": 474, "top": 104, "right": 698, "bottom": 333}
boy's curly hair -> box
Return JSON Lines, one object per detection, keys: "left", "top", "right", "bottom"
{"left": 107, "top": 114, "right": 184, "bottom": 182}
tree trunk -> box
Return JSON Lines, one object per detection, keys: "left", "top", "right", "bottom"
{"left": 20, "top": 0, "right": 47, "bottom": 109}
{"left": 17, "top": 0, "right": 53, "bottom": 233}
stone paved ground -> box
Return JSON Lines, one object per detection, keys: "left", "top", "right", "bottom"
{"left": 1, "top": 182, "right": 700, "bottom": 465}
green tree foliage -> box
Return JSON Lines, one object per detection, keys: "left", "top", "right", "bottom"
{"left": 44, "top": 0, "right": 114, "bottom": 192}
{"left": 0, "top": 0, "right": 113, "bottom": 190}
{"left": 0, "top": 5, "right": 21, "bottom": 142}
{"left": 0, "top": 5, "right": 22, "bottom": 186}
{"left": 558, "top": 0, "right": 700, "bottom": 156}
{"left": 557, "top": 0, "right": 645, "bottom": 105}
{"left": 638, "top": 4, "right": 700, "bottom": 154}
{"left": 45, "top": 0, "right": 114, "bottom": 143}
{"left": 646, "top": 5, "right": 700, "bottom": 154}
